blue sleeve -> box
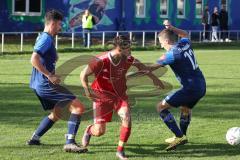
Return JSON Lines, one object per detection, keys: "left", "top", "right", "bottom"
{"left": 34, "top": 34, "right": 52, "bottom": 56}
{"left": 157, "top": 51, "right": 175, "bottom": 66}
{"left": 180, "top": 38, "right": 191, "bottom": 44}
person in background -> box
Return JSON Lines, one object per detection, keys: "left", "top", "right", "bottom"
{"left": 202, "top": 5, "right": 210, "bottom": 42}
{"left": 211, "top": 7, "right": 219, "bottom": 42}
{"left": 219, "top": 5, "right": 230, "bottom": 42}
{"left": 82, "top": 9, "right": 95, "bottom": 47}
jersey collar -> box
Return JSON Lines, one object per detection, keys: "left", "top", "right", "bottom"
{"left": 108, "top": 52, "right": 121, "bottom": 66}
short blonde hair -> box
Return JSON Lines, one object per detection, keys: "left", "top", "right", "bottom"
{"left": 158, "top": 29, "right": 177, "bottom": 43}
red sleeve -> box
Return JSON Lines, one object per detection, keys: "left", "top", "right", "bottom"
{"left": 89, "top": 57, "right": 104, "bottom": 75}
{"left": 127, "top": 56, "right": 135, "bottom": 64}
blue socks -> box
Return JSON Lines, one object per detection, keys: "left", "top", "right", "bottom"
{"left": 180, "top": 112, "right": 191, "bottom": 135}
{"left": 32, "top": 116, "right": 55, "bottom": 140}
{"left": 159, "top": 109, "right": 183, "bottom": 137}
{"left": 66, "top": 114, "right": 81, "bottom": 144}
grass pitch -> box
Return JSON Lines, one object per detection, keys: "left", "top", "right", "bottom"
{"left": 0, "top": 49, "right": 240, "bottom": 160}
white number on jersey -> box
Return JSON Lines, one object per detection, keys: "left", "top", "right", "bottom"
{"left": 184, "top": 49, "right": 199, "bottom": 70}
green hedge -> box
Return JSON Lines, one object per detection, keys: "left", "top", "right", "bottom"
{"left": 1, "top": 42, "right": 240, "bottom": 55}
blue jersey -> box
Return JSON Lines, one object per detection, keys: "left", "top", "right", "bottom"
{"left": 30, "top": 32, "right": 57, "bottom": 94}
{"left": 157, "top": 38, "right": 205, "bottom": 90}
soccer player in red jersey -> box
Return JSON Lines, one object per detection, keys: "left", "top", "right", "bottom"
{"left": 80, "top": 35, "right": 163, "bottom": 160}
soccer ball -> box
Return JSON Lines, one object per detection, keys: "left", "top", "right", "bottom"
{"left": 226, "top": 127, "right": 240, "bottom": 145}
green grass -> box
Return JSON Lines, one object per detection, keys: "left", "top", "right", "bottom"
{"left": 0, "top": 49, "right": 240, "bottom": 160}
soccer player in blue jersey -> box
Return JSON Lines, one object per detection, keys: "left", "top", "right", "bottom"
{"left": 27, "top": 10, "right": 87, "bottom": 153}
{"left": 153, "top": 20, "right": 206, "bottom": 151}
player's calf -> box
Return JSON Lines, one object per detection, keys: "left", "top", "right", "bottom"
{"left": 27, "top": 116, "right": 55, "bottom": 146}
{"left": 82, "top": 124, "right": 106, "bottom": 148}
{"left": 65, "top": 113, "right": 81, "bottom": 144}
{"left": 82, "top": 125, "right": 93, "bottom": 147}
{"left": 179, "top": 108, "right": 192, "bottom": 135}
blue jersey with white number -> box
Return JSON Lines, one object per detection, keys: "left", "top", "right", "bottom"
{"left": 30, "top": 32, "right": 57, "bottom": 93}
{"left": 157, "top": 38, "right": 205, "bottom": 89}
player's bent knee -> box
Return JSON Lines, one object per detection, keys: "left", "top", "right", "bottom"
{"left": 122, "top": 116, "right": 131, "bottom": 123}
{"left": 70, "top": 99, "right": 85, "bottom": 114}
{"left": 120, "top": 112, "right": 130, "bottom": 120}
{"left": 95, "top": 129, "right": 105, "bottom": 137}
{"left": 156, "top": 100, "right": 169, "bottom": 113}
{"left": 156, "top": 102, "right": 164, "bottom": 112}
{"left": 48, "top": 112, "right": 59, "bottom": 122}
{"left": 120, "top": 111, "right": 131, "bottom": 127}
{"left": 120, "top": 112, "right": 131, "bottom": 123}
{"left": 118, "top": 108, "right": 130, "bottom": 119}
{"left": 181, "top": 106, "right": 191, "bottom": 115}
{"left": 71, "top": 106, "right": 85, "bottom": 114}
{"left": 94, "top": 126, "right": 106, "bottom": 136}
{"left": 93, "top": 124, "right": 106, "bottom": 136}
{"left": 123, "top": 115, "right": 131, "bottom": 123}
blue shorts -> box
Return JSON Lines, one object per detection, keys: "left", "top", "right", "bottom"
{"left": 165, "top": 87, "right": 206, "bottom": 109}
{"left": 33, "top": 86, "right": 76, "bottom": 110}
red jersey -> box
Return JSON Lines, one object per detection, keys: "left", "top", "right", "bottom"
{"left": 89, "top": 52, "right": 134, "bottom": 98}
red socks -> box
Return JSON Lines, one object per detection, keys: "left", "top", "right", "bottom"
{"left": 119, "top": 126, "right": 131, "bottom": 142}
{"left": 117, "top": 126, "right": 131, "bottom": 152}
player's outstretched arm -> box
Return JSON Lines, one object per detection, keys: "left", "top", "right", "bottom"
{"left": 163, "top": 20, "right": 189, "bottom": 38}
{"left": 30, "top": 52, "right": 60, "bottom": 84}
{"left": 131, "top": 59, "right": 164, "bottom": 89}
{"left": 147, "top": 63, "right": 163, "bottom": 72}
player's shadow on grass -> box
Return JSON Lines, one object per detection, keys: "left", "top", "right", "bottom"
{"left": 75, "top": 142, "right": 240, "bottom": 158}
{"left": 126, "top": 143, "right": 240, "bottom": 158}
{"left": 0, "top": 83, "right": 240, "bottom": 126}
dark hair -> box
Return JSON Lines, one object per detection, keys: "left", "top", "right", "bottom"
{"left": 113, "top": 35, "right": 131, "bottom": 49}
{"left": 45, "top": 9, "right": 63, "bottom": 24}
{"left": 158, "top": 29, "right": 177, "bottom": 43}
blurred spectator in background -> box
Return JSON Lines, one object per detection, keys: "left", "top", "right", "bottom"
{"left": 219, "top": 5, "right": 230, "bottom": 42}
{"left": 82, "top": 10, "right": 95, "bottom": 47}
{"left": 202, "top": 5, "right": 210, "bottom": 42}
{"left": 211, "top": 7, "right": 219, "bottom": 42}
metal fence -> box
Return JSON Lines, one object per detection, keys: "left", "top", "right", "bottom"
{"left": 1, "top": 30, "right": 240, "bottom": 53}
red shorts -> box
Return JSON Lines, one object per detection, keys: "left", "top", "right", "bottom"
{"left": 93, "top": 97, "right": 129, "bottom": 124}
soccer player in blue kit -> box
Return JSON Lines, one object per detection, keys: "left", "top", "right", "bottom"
{"left": 27, "top": 10, "right": 87, "bottom": 153}
{"left": 153, "top": 20, "right": 206, "bottom": 151}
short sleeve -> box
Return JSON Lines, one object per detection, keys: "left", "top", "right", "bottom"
{"left": 180, "top": 38, "right": 191, "bottom": 44}
{"left": 157, "top": 51, "right": 175, "bottom": 66}
{"left": 127, "top": 55, "right": 135, "bottom": 64}
{"left": 89, "top": 57, "right": 104, "bottom": 75}
{"left": 34, "top": 34, "right": 52, "bottom": 56}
